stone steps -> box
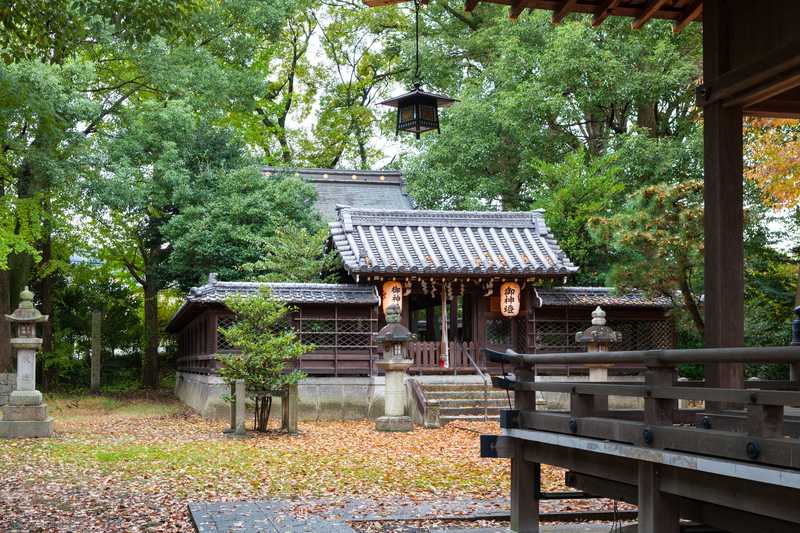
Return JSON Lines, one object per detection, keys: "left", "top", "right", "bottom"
{"left": 425, "top": 390, "right": 510, "bottom": 400}
{"left": 419, "top": 382, "right": 513, "bottom": 426}
{"left": 440, "top": 414, "right": 501, "bottom": 423}
{"left": 434, "top": 398, "right": 511, "bottom": 408}
{"left": 439, "top": 406, "right": 504, "bottom": 417}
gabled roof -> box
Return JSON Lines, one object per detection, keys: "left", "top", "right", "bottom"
{"left": 166, "top": 278, "right": 379, "bottom": 332}
{"left": 535, "top": 286, "right": 673, "bottom": 309}
{"left": 262, "top": 167, "right": 414, "bottom": 222}
{"left": 329, "top": 207, "right": 578, "bottom": 278}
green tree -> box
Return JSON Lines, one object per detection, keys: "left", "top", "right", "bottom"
{"left": 241, "top": 226, "right": 340, "bottom": 283}
{"left": 88, "top": 102, "right": 248, "bottom": 387}
{"left": 532, "top": 151, "right": 625, "bottom": 284}
{"left": 217, "top": 288, "right": 309, "bottom": 432}
{"left": 163, "top": 173, "right": 323, "bottom": 291}
{"left": 0, "top": 0, "right": 294, "bottom": 376}
{"left": 404, "top": 10, "right": 701, "bottom": 210}
{"left": 590, "top": 180, "right": 705, "bottom": 336}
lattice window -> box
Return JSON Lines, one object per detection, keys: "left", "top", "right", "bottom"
{"left": 337, "top": 319, "right": 373, "bottom": 349}
{"left": 515, "top": 316, "right": 528, "bottom": 353}
{"left": 530, "top": 318, "right": 673, "bottom": 353}
{"left": 609, "top": 320, "right": 672, "bottom": 351}
{"left": 487, "top": 318, "right": 512, "bottom": 345}
{"left": 217, "top": 314, "right": 238, "bottom": 351}
{"left": 532, "top": 320, "right": 590, "bottom": 353}
{"left": 299, "top": 318, "right": 337, "bottom": 349}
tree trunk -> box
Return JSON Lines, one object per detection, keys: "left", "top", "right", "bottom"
{"left": 254, "top": 395, "right": 272, "bottom": 432}
{"left": 636, "top": 101, "right": 659, "bottom": 136}
{"left": 679, "top": 272, "right": 704, "bottom": 336}
{"left": 38, "top": 229, "right": 55, "bottom": 391}
{"left": 0, "top": 268, "right": 11, "bottom": 372}
{"left": 142, "top": 278, "right": 160, "bottom": 388}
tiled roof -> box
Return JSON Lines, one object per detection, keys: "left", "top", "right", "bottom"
{"left": 262, "top": 167, "right": 414, "bottom": 222}
{"left": 535, "top": 287, "right": 673, "bottom": 308}
{"left": 329, "top": 207, "right": 578, "bottom": 277}
{"left": 187, "top": 281, "right": 379, "bottom": 305}
{"left": 166, "top": 278, "right": 379, "bottom": 332}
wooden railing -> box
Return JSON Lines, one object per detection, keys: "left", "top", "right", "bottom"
{"left": 486, "top": 345, "right": 800, "bottom": 468}
{"left": 409, "top": 341, "right": 483, "bottom": 373}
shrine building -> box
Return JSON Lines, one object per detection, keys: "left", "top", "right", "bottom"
{"left": 167, "top": 169, "right": 673, "bottom": 420}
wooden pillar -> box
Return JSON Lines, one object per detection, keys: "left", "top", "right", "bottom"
{"left": 462, "top": 292, "right": 473, "bottom": 342}
{"left": 703, "top": 2, "right": 744, "bottom": 392}
{"left": 440, "top": 286, "right": 449, "bottom": 368}
{"left": 425, "top": 304, "right": 436, "bottom": 341}
{"left": 90, "top": 310, "right": 102, "bottom": 393}
{"left": 511, "top": 367, "right": 539, "bottom": 532}
{"left": 449, "top": 297, "right": 459, "bottom": 343}
{"left": 637, "top": 363, "right": 680, "bottom": 532}
{"left": 637, "top": 463, "right": 680, "bottom": 533}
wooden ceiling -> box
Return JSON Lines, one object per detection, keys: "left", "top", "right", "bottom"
{"left": 363, "top": 0, "right": 702, "bottom": 33}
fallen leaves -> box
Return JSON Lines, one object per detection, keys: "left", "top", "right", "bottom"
{"left": 0, "top": 393, "right": 619, "bottom": 532}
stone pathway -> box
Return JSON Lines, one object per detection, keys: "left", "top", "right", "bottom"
{"left": 189, "top": 498, "right": 627, "bottom": 533}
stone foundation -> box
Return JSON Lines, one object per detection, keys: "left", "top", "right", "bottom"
{"left": 0, "top": 401, "right": 53, "bottom": 438}
{"left": 0, "top": 373, "right": 16, "bottom": 406}
{"left": 176, "top": 372, "right": 386, "bottom": 421}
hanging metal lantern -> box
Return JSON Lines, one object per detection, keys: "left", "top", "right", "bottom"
{"left": 379, "top": 0, "right": 456, "bottom": 139}
{"left": 380, "top": 84, "right": 455, "bottom": 139}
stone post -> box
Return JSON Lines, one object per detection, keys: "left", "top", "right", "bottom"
{"left": 575, "top": 307, "right": 621, "bottom": 413}
{"left": 90, "top": 310, "right": 102, "bottom": 393}
{"left": 375, "top": 304, "right": 414, "bottom": 432}
{"left": 0, "top": 287, "right": 53, "bottom": 438}
{"left": 281, "top": 383, "right": 298, "bottom": 435}
{"left": 234, "top": 379, "right": 246, "bottom": 436}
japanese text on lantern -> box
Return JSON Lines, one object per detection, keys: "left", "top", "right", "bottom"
{"left": 500, "top": 282, "right": 521, "bottom": 317}
{"left": 382, "top": 281, "right": 403, "bottom": 314}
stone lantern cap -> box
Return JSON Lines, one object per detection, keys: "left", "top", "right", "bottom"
{"left": 375, "top": 303, "right": 414, "bottom": 344}
{"left": 575, "top": 306, "right": 621, "bottom": 344}
{"left": 5, "top": 287, "right": 48, "bottom": 324}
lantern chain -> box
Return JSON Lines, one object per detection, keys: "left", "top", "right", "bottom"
{"left": 414, "top": 0, "right": 421, "bottom": 84}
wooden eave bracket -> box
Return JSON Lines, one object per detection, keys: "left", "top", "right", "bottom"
{"left": 697, "top": 39, "right": 800, "bottom": 118}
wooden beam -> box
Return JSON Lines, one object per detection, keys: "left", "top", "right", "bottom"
{"left": 699, "top": 38, "right": 800, "bottom": 108}
{"left": 592, "top": 0, "right": 620, "bottom": 27}
{"left": 673, "top": 0, "right": 702, "bottom": 34}
{"left": 552, "top": 0, "right": 577, "bottom": 24}
{"left": 632, "top": 0, "right": 669, "bottom": 29}
{"left": 724, "top": 68, "right": 800, "bottom": 109}
{"left": 509, "top": 0, "right": 526, "bottom": 21}
{"left": 568, "top": 472, "right": 800, "bottom": 533}
{"left": 745, "top": 98, "right": 800, "bottom": 119}
{"left": 464, "top": 0, "right": 480, "bottom": 12}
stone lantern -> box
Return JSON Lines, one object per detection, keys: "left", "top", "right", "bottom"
{"left": 0, "top": 287, "right": 53, "bottom": 438}
{"left": 575, "top": 306, "right": 621, "bottom": 412}
{"left": 374, "top": 303, "right": 414, "bottom": 432}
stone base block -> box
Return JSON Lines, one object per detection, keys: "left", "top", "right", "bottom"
{"left": 2, "top": 403, "right": 48, "bottom": 421}
{"left": 10, "top": 390, "right": 43, "bottom": 405}
{"left": 375, "top": 415, "right": 413, "bottom": 432}
{"left": 0, "top": 418, "right": 53, "bottom": 438}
